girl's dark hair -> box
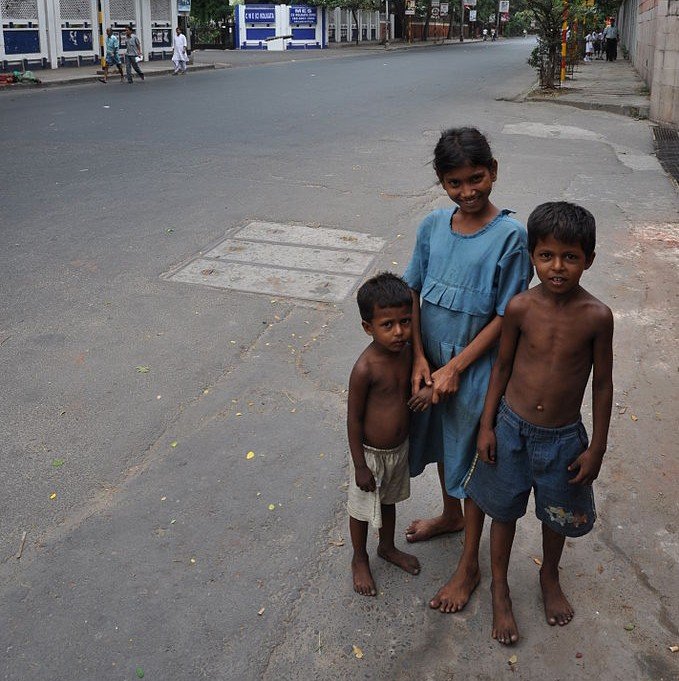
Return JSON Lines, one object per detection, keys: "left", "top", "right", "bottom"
{"left": 357, "top": 272, "right": 412, "bottom": 322}
{"left": 433, "top": 127, "right": 494, "bottom": 177}
{"left": 527, "top": 202, "right": 596, "bottom": 257}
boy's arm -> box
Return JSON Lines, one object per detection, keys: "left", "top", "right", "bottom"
{"left": 407, "top": 384, "right": 433, "bottom": 412}
{"left": 347, "top": 362, "right": 376, "bottom": 492}
{"left": 477, "top": 301, "right": 523, "bottom": 463}
{"left": 409, "top": 289, "right": 432, "bottom": 395}
{"left": 430, "top": 315, "right": 503, "bottom": 404}
{"left": 568, "top": 307, "right": 614, "bottom": 485}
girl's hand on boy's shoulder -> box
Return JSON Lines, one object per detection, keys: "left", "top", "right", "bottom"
{"left": 567, "top": 447, "right": 604, "bottom": 485}
{"left": 355, "top": 465, "right": 376, "bottom": 492}
{"left": 408, "top": 385, "right": 433, "bottom": 412}
{"left": 476, "top": 426, "right": 497, "bottom": 464}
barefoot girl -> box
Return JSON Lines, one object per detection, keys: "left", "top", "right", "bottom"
{"left": 403, "top": 127, "right": 532, "bottom": 612}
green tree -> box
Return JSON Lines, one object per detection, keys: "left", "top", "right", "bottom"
{"left": 191, "top": 0, "right": 231, "bottom": 22}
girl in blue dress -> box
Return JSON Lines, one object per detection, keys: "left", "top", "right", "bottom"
{"left": 403, "top": 128, "right": 532, "bottom": 613}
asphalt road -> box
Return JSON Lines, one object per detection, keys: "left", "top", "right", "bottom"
{"left": 1, "top": 39, "right": 678, "bottom": 680}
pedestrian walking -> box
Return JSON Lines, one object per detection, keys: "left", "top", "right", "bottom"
{"left": 593, "top": 29, "right": 603, "bottom": 59}
{"left": 124, "top": 25, "right": 145, "bottom": 83}
{"left": 584, "top": 31, "right": 594, "bottom": 62}
{"left": 603, "top": 18, "right": 618, "bottom": 61}
{"left": 98, "top": 28, "right": 124, "bottom": 83}
{"left": 490, "top": 27, "right": 497, "bottom": 41}
{"left": 172, "top": 27, "right": 188, "bottom": 75}
{"left": 482, "top": 28, "right": 488, "bottom": 41}
{"left": 402, "top": 127, "right": 532, "bottom": 614}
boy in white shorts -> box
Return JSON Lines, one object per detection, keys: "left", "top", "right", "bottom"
{"left": 347, "top": 272, "right": 431, "bottom": 596}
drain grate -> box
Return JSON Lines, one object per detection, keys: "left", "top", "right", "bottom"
{"left": 653, "top": 126, "right": 679, "bottom": 184}
{"left": 166, "top": 221, "right": 386, "bottom": 303}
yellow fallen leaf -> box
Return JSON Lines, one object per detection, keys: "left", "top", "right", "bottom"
{"left": 352, "top": 645, "right": 364, "bottom": 659}
{"left": 49, "top": 492, "right": 57, "bottom": 500}
{"left": 630, "top": 414, "right": 638, "bottom": 421}
{"left": 170, "top": 441, "right": 178, "bottom": 448}
{"left": 268, "top": 504, "right": 276, "bottom": 511}
{"left": 160, "top": 496, "right": 167, "bottom": 501}
{"left": 329, "top": 538, "right": 345, "bottom": 547}
{"left": 246, "top": 451, "right": 255, "bottom": 460}
{"left": 257, "top": 607, "right": 265, "bottom": 616}
{"left": 668, "top": 645, "right": 678, "bottom": 652}
{"left": 508, "top": 654, "right": 518, "bottom": 665}
{"left": 190, "top": 557, "right": 196, "bottom": 564}
{"left": 236, "top": 412, "right": 242, "bottom": 417}
{"left": 532, "top": 556, "right": 542, "bottom": 566}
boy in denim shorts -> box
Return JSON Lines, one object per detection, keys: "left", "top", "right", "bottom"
{"left": 465, "top": 202, "right": 613, "bottom": 645}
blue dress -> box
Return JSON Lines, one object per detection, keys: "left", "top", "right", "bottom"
{"left": 403, "top": 208, "right": 533, "bottom": 498}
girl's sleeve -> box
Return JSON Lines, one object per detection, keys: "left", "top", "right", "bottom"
{"left": 495, "top": 246, "right": 533, "bottom": 316}
{"left": 402, "top": 213, "right": 434, "bottom": 292}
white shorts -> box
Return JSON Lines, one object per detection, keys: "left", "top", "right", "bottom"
{"left": 348, "top": 439, "right": 410, "bottom": 528}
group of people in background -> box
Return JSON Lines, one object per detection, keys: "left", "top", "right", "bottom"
{"left": 97, "top": 26, "right": 189, "bottom": 84}
{"left": 585, "top": 19, "right": 619, "bottom": 63}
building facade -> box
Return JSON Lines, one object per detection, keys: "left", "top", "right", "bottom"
{"left": 619, "top": 0, "right": 679, "bottom": 125}
{"left": 1, "top": 0, "right": 181, "bottom": 69}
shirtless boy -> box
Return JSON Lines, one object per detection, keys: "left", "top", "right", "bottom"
{"left": 348, "top": 272, "right": 430, "bottom": 596}
{"left": 465, "top": 202, "right": 613, "bottom": 644}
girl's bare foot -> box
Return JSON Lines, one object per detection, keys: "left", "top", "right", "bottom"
{"left": 405, "top": 514, "right": 464, "bottom": 543}
{"left": 491, "top": 581, "right": 519, "bottom": 645}
{"left": 352, "top": 556, "right": 377, "bottom": 596}
{"left": 429, "top": 561, "right": 480, "bottom": 613}
{"left": 540, "top": 568, "right": 574, "bottom": 625}
{"left": 377, "top": 545, "right": 421, "bottom": 575}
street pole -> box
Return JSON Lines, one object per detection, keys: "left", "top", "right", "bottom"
{"left": 495, "top": 0, "right": 500, "bottom": 38}
{"left": 560, "top": 0, "right": 568, "bottom": 83}
{"left": 459, "top": 0, "right": 464, "bottom": 41}
{"left": 385, "top": 0, "right": 390, "bottom": 43}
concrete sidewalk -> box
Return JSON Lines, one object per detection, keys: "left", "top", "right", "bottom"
{"left": 0, "top": 60, "right": 214, "bottom": 89}
{"left": 0, "top": 36, "right": 485, "bottom": 89}
{"left": 527, "top": 57, "right": 651, "bottom": 119}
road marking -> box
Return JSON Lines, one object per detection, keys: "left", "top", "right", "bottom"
{"left": 167, "top": 221, "right": 386, "bottom": 303}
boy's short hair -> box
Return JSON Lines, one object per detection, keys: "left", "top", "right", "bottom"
{"left": 357, "top": 272, "right": 412, "bottom": 322}
{"left": 527, "top": 202, "right": 596, "bottom": 258}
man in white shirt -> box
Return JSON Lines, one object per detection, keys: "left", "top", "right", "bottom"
{"left": 603, "top": 19, "right": 619, "bottom": 61}
{"left": 172, "top": 27, "right": 188, "bottom": 75}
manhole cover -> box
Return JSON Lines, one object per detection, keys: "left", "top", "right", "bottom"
{"left": 166, "top": 221, "right": 386, "bottom": 303}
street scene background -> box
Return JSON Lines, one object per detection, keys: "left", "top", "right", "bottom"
{"left": 1, "top": 38, "right": 678, "bottom": 680}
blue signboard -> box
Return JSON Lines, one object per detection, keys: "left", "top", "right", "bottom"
{"left": 3, "top": 29, "right": 40, "bottom": 54}
{"left": 62, "top": 29, "right": 93, "bottom": 51}
{"left": 290, "top": 5, "right": 317, "bottom": 24}
{"left": 177, "top": 0, "right": 190, "bottom": 12}
{"left": 244, "top": 7, "right": 276, "bottom": 23}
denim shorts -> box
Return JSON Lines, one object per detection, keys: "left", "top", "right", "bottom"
{"left": 464, "top": 399, "right": 596, "bottom": 537}
{"left": 106, "top": 53, "right": 121, "bottom": 66}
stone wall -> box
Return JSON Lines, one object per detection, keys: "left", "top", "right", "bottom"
{"left": 620, "top": 0, "right": 679, "bottom": 126}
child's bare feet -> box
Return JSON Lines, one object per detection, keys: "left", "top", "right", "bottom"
{"left": 491, "top": 581, "right": 519, "bottom": 645}
{"left": 540, "top": 568, "right": 574, "bottom": 625}
{"left": 352, "top": 555, "right": 377, "bottom": 596}
{"left": 429, "top": 561, "right": 480, "bottom": 613}
{"left": 377, "top": 545, "right": 421, "bottom": 575}
{"left": 405, "top": 514, "right": 464, "bottom": 543}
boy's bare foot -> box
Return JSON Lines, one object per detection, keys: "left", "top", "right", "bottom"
{"left": 491, "top": 581, "right": 519, "bottom": 645}
{"left": 540, "top": 568, "right": 574, "bottom": 625}
{"left": 352, "top": 556, "right": 377, "bottom": 597}
{"left": 405, "top": 514, "right": 464, "bottom": 543}
{"left": 429, "top": 562, "right": 480, "bottom": 613}
{"left": 377, "top": 545, "right": 421, "bottom": 575}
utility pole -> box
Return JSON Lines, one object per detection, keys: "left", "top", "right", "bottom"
{"left": 459, "top": 0, "right": 464, "bottom": 41}
{"left": 560, "top": 0, "right": 569, "bottom": 83}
